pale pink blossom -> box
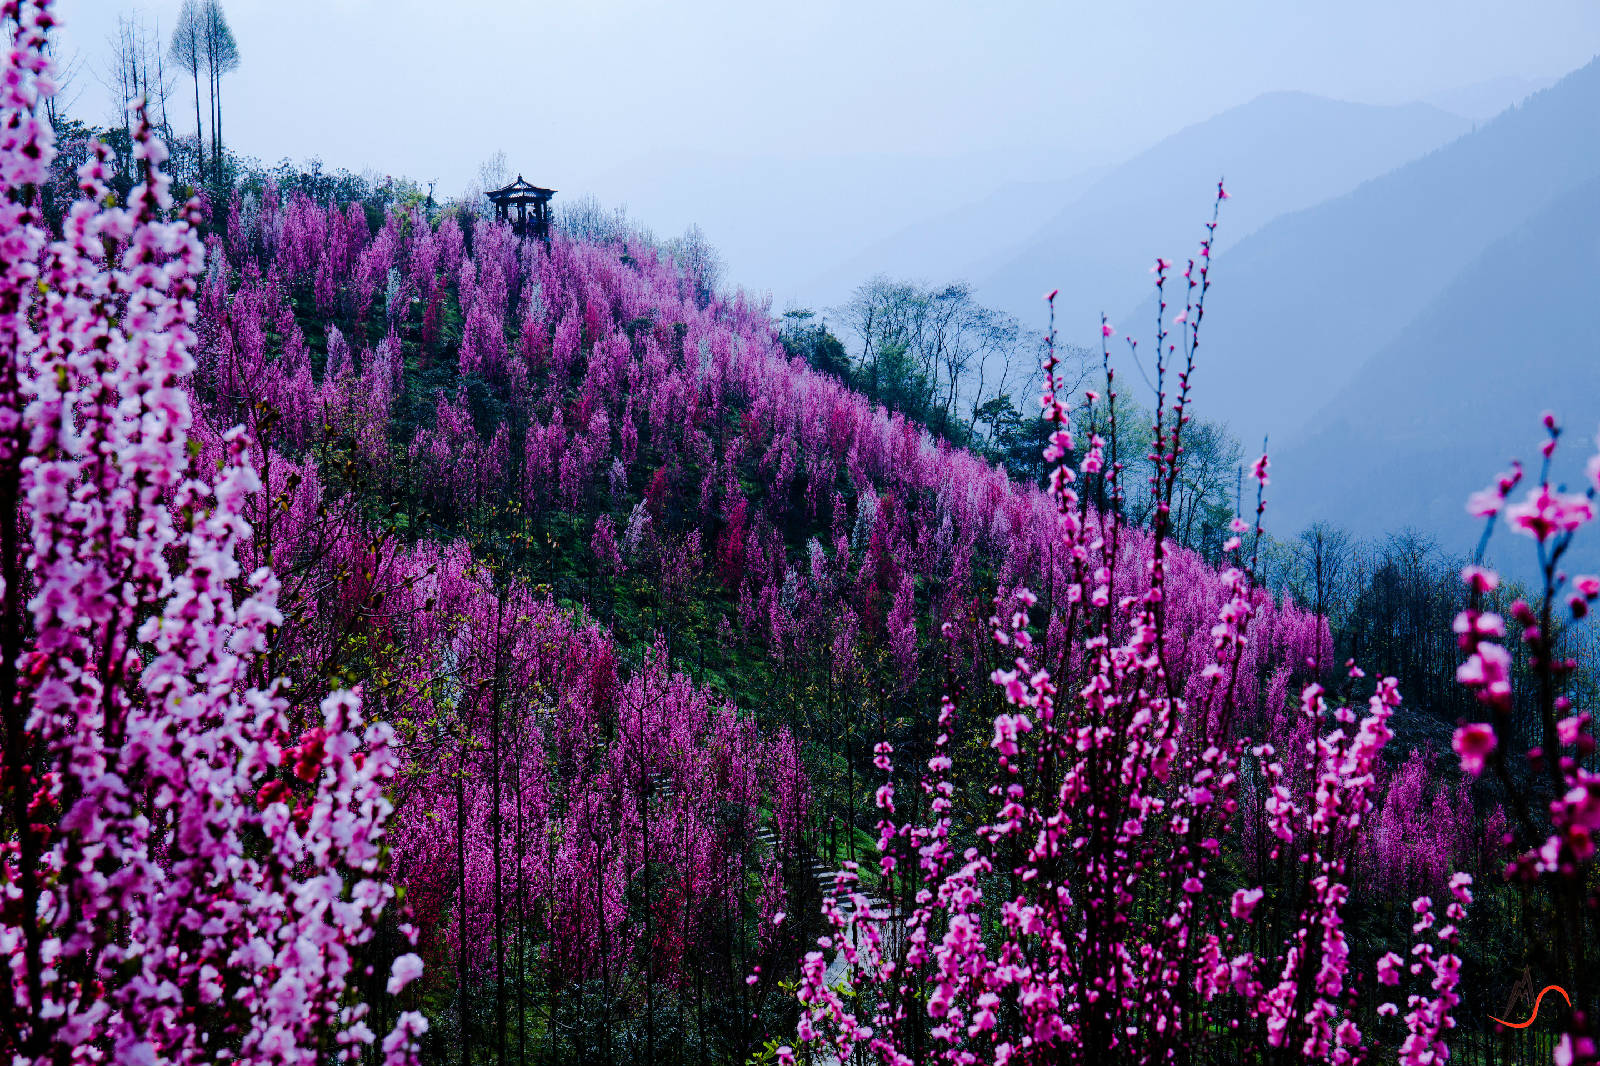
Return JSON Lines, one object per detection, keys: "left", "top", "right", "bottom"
{"left": 1505, "top": 484, "right": 1595, "bottom": 541}
{"left": 1466, "top": 489, "right": 1504, "bottom": 517}
{"left": 387, "top": 953, "right": 424, "bottom": 995}
{"left": 1456, "top": 643, "right": 1512, "bottom": 707}
{"left": 1377, "top": 952, "right": 1404, "bottom": 986}
{"left": 1452, "top": 723, "right": 1497, "bottom": 776}
{"left": 1231, "top": 887, "right": 1264, "bottom": 920}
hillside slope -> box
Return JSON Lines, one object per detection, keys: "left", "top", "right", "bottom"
{"left": 201, "top": 191, "right": 1328, "bottom": 762}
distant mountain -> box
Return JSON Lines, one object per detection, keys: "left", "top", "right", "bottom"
{"left": 583, "top": 149, "right": 1084, "bottom": 313}
{"left": 1268, "top": 172, "right": 1600, "bottom": 566}
{"left": 794, "top": 167, "right": 1110, "bottom": 313}
{"left": 976, "top": 92, "right": 1471, "bottom": 336}
{"left": 1133, "top": 56, "right": 1600, "bottom": 462}
{"left": 1422, "top": 74, "right": 1557, "bottom": 122}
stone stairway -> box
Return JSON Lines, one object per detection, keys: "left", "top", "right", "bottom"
{"left": 805, "top": 857, "right": 905, "bottom": 989}
{"left": 654, "top": 778, "right": 907, "bottom": 989}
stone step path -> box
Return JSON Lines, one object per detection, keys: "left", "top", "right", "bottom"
{"left": 648, "top": 778, "right": 908, "bottom": 994}
{"left": 801, "top": 855, "right": 906, "bottom": 991}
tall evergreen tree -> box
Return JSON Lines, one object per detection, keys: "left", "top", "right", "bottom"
{"left": 167, "top": 0, "right": 205, "bottom": 183}
{"left": 201, "top": 0, "right": 240, "bottom": 178}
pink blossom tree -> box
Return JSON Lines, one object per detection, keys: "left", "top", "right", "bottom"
{"left": 788, "top": 198, "right": 1471, "bottom": 1066}
{"left": 1450, "top": 413, "right": 1600, "bottom": 1064}
{"left": 0, "top": 5, "right": 424, "bottom": 1063}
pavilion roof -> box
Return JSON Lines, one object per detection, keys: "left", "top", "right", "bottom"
{"left": 487, "top": 175, "right": 556, "bottom": 202}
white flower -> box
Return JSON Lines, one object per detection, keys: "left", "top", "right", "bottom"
{"left": 388, "top": 953, "right": 425, "bottom": 995}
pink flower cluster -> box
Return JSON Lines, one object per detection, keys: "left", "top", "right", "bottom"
{"left": 1380, "top": 876, "right": 1472, "bottom": 1066}
{"left": 1450, "top": 413, "right": 1600, "bottom": 1060}
{"left": 0, "top": 6, "right": 423, "bottom": 1062}
{"left": 789, "top": 218, "right": 1450, "bottom": 1063}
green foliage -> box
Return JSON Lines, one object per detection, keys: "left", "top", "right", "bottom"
{"left": 778, "top": 310, "right": 849, "bottom": 382}
{"left": 835, "top": 276, "right": 1026, "bottom": 455}
{"left": 236, "top": 155, "right": 431, "bottom": 220}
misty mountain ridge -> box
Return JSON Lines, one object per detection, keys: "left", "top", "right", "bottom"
{"left": 794, "top": 167, "right": 1111, "bottom": 314}
{"left": 1421, "top": 73, "right": 1559, "bottom": 121}
{"left": 1092, "top": 53, "right": 1600, "bottom": 558}
{"left": 975, "top": 91, "right": 1472, "bottom": 336}
{"left": 1129, "top": 55, "right": 1600, "bottom": 450}
{"left": 1267, "top": 169, "right": 1600, "bottom": 569}
{"left": 660, "top": 57, "right": 1600, "bottom": 560}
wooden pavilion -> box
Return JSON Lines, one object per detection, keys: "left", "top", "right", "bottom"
{"left": 486, "top": 175, "right": 556, "bottom": 242}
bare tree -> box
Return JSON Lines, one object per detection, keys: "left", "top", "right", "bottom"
{"left": 100, "top": 13, "right": 172, "bottom": 188}
{"left": 169, "top": 0, "right": 205, "bottom": 183}
{"left": 838, "top": 275, "right": 928, "bottom": 400}
{"left": 554, "top": 195, "right": 645, "bottom": 246}
{"left": 1343, "top": 529, "right": 1467, "bottom": 715}
{"left": 150, "top": 17, "right": 173, "bottom": 139}
{"left": 1167, "top": 419, "right": 1245, "bottom": 554}
{"left": 667, "top": 224, "right": 723, "bottom": 307}
{"left": 478, "top": 150, "right": 509, "bottom": 193}
{"left": 839, "top": 276, "right": 1025, "bottom": 443}
{"left": 41, "top": 37, "right": 85, "bottom": 127}
{"left": 921, "top": 282, "right": 1020, "bottom": 427}
{"left": 460, "top": 150, "right": 509, "bottom": 218}
{"left": 1291, "top": 521, "right": 1355, "bottom": 641}
{"left": 105, "top": 15, "right": 146, "bottom": 134}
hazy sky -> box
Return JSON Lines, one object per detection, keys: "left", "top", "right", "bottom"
{"left": 57, "top": 0, "right": 1600, "bottom": 300}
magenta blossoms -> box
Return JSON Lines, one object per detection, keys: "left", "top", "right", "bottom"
{"left": 1504, "top": 483, "right": 1595, "bottom": 542}
{"left": 1451, "top": 722, "right": 1497, "bottom": 777}
{"left": 786, "top": 201, "right": 1445, "bottom": 1065}
{"left": 1448, "top": 414, "right": 1600, "bottom": 1061}
{"left": 0, "top": 5, "right": 423, "bottom": 1063}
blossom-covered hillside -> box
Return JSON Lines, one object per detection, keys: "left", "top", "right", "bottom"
{"left": 182, "top": 185, "right": 1501, "bottom": 1062}
{"left": 4, "top": 3, "right": 1596, "bottom": 1061}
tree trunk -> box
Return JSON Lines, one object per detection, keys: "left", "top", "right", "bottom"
{"left": 513, "top": 721, "right": 526, "bottom": 1066}
{"left": 642, "top": 761, "right": 654, "bottom": 1066}
{"left": 457, "top": 751, "right": 471, "bottom": 1066}
{"left": 207, "top": 57, "right": 216, "bottom": 174}
{"left": 490, "top": 598, "right": 507, "bottom": 1066}
{"left": 191, "top": 67, "right": 204, "bottom": 184}
{"left": 213, "top": 68, "right": 222, "bottom": 174}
